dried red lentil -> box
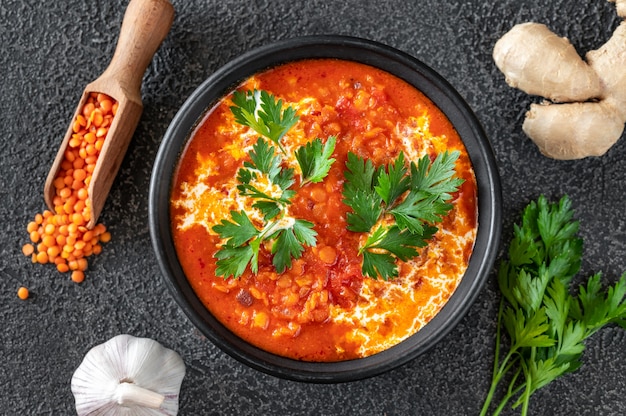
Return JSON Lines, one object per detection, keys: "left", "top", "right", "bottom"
{"left": 24, "top": 92, "right": 116, "bottom": 283}
{"left": 17, "top": 286, "right": 29, "bottom": 300}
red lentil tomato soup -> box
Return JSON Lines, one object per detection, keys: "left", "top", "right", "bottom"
{"left": 170, "top": 59, "right": 477, "bottom": 361}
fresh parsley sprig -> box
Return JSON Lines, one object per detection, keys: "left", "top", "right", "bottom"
{"left": 230, "top": 89, "right": 299, "bottom": 153}
{"left": 343, "top": 150, "right": 463, "bottom": 280}
{"left": 213, "top": 90, "right": 335, "bottom": 278}
{"left": 213, "top": 211, "right": 317, "bottom": 277}
{"left": 481, "top": 195, "right": 626, "bottom": 416}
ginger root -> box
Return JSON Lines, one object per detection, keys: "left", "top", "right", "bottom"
{"left": 493, "top": 1, "right": 626, "bottom": 159}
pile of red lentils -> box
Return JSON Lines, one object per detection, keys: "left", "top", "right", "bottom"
{"left": 20, "top": 92, "right": 116, "bottom": 296}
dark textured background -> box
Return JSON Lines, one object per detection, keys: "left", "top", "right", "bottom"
{"left": 2, "top": 0, "right": 626, "bottom": 415}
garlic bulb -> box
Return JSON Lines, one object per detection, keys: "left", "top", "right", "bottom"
{"left": 71, "top": 334, "right": 186, "bottom": 415}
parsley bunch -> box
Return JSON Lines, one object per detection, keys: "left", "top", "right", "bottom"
{"left": 212, "top": 90, "right": 336, "bottom": 278}
{"left": 342, "top": 151, "right": 464, "bottom": 280}
{"left": 481, "top": 195, "right": 626, "bottom": 416}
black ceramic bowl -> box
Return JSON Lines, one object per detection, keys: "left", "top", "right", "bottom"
{"left": 149, "top": 35, "right": 502, "bottom": 383}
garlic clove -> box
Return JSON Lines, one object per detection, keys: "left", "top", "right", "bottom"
{"left": 71, "top": 334, "right": 186, "bottom": 416}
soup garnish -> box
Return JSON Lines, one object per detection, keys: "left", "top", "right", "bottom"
{"left": 215, "top": 89, "right": 463, "bottom": 281}
{"left": 343, "top": 150, "right": 463, "bottom": 280}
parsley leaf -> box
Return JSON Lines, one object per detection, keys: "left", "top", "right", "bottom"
{"left": 360, "top": 225, "right": 436, "bottom": 280}
{"left": 345, "top": 190, "right": 383, "bottom": 233}
{"left": 230, "top": 90, "right": 299, "bottom": 150}
{"left": 374, "top": 151, "right": 409, "bottom": 205}
{"left": 390, "top": 152, "right": 464, "bottom": 234}
{"left": 213, "top": 210, "right": 259, "bottom": 248}
{"left": 269, "top": 219, "right": 317, "bottom": 273}
{"left": 214, "top": 244, "right": 257, "bottom": 279}
{"left": 570, "top": 272, "right": 626, "bottom": 333}
{"left": 213, "top": 211, "right": 261, "bottom": 278}
{"left": 343, "top": 150, "right": 463, "bottom": 280}
{"left": 501, "top": 306, "right": 554, "bottom": 349}
{"left": 410, "top": 151, "right": 464, "bottom": 197}
{"left": 343, "top": 153, "right": 383, "bottom": 232}
{"left": 481, "top": 195, "right": 626, "bottom": 416}
{"left": 244, "top": 137, "right": 282, "bottom": 179}
{"left": 236, "top": 139, "right": 295, "bottom": 208}
{"left": 295, "top": 136, "right": 337, "bottom": 185}
{"left": 362, "top": 251, "right": 397, "bottom": 281}
{"left": 343, "top": 152, "right": 378, "bottom": 201}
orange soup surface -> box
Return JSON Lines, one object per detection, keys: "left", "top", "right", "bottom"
{"left": 170, "top": 59, "right": 477, "bottom": 361}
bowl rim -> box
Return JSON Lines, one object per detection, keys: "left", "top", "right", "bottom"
{"left": 149, "top": 34, "right": 502, "bottom": 383}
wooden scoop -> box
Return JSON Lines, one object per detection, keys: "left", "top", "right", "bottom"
{"left": 44, "top": 0, "right": 174, "bottom": 229}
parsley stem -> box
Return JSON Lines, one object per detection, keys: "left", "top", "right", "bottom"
{"left": 518, "top": 352, "right": 534, "bottom": 416}
{"left": 259, "top": 215, "right": 292, "bottom": 240}
{"left": 492, "top": 380, "right": 525, "bottom": 416}
{"left": 481, "top": 350, "right": 520, "bottom": 415}
{"left": 276, "top": 142, "right": 287, "bottom": 156}
{"left": 481, "top": 299, "right": 507, "bottom": 416}
{"left": 481, "top": 300, "right": 526, "bottom": 416}
{"left": 483, "top": 353, "right": 520, "bottom": 415}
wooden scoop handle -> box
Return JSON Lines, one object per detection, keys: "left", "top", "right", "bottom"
{"left": 99, "top": 0, "right": 175, "bottom": 101}
{"left": 44, "top": 0, "right": 174, "bottom": 228}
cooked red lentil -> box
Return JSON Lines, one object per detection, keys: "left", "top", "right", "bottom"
{"left": 170, "top": 59, "right": 477, "bottom": 361}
